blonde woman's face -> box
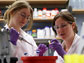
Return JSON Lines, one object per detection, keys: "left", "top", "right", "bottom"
{"left": 10, "top": 8, "right": 30, "bottom": 28}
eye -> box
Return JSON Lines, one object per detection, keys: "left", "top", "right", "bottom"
{"left": 20, "top": 13, "right": 26, "bottom": 18}
{"left": 26, "top": 16, "right": 30, "bottom": 20}
{"left": 56, "top": 26, "right": 59, "bottom": 29}
{"left": 20, "top": 12, "right": 30, "bottom": 20}
{"left": 54, "top": 26, "right": 59, "bottom": 30}
{"left": 54, "top": 24, "right": 67, "bottom": 30}
{"left": 61, "top": 24, "right": 67, "bottom": 28}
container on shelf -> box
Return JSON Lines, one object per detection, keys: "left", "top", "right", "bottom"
{"left": 42, "top": 8, "right": 47, "bottom": 18}
{"left": 32, "top": 29, "right": 37, "bottom": 38}
{"left": 33, "top": 8, "right": 38, "bottom": 18}
{"left": 38, "top": 10, "right": 42, "bottom": 18}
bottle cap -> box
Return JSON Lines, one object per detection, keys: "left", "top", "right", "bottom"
{"left": 36, "top": 50, "right": 40, "bottom": 53}
{"left": 24, "top": 52, "right": 28, "bottom": 55}
{"left": 43, "top": 8, "right": 47, "bottom": 10}
{"left": 32, "top": 30, "right": 36, "bottom": 32}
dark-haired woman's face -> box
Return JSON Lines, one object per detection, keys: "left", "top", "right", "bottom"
{"left": 54, "top": 17, "right": 75, "bottom": 40}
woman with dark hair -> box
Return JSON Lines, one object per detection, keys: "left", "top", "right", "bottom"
{"left": 49, "top": 11, "right": 81, "bottom": 63}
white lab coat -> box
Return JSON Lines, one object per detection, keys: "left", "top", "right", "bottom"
{"left": 54, "top": 51, "right": 64, "bottom": 63}
{"left": 66, "top": 34, "right": 80, "bottom": 54}
{"left": 5, "top": 25, "right": 38, "bottom": 63}
{"left": 53, "top": 34, "right": 80, "bottom": 63}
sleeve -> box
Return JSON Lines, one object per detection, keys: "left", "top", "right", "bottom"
{"left": 10, "top": 42, "right": 17, "bottom": 56}
{"left": 30, "top": 36, "right": 38, "bottom": 56}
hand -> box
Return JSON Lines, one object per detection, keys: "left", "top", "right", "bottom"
{"left": 37, "top": 44, "right": 48, "bottom": 56}
{"left": 49, "top": 39, "right": 66, "bottom": 58}
{"left": 10, "top": 28, "right": 19, "bottom": 45}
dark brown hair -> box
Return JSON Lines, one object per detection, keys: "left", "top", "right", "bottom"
{"left": 52, "top": 11, "right": 78, "bottom": 34}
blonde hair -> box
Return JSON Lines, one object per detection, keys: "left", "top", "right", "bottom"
{"left": 4, "top": 0, "right": 33, "bottom": 30}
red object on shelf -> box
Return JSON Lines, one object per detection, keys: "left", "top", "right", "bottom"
{"left": 21, "top": 56, "right": 58, "bottom": 63}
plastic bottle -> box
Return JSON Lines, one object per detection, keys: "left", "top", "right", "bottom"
{"left": 51, "top": 9, "right": 56, "bottom": 18}
{"left": 37, "top": 29, "right": 45, "bottom": 38}
{"left": 46, "top": 10, "right": 51, "bottom": 18}
{"left": 38, "top": 10, "right": 42, "bottom": 18}
{"left": 32, "top": 29, "right": 37, "bottom": 38}
{"left": 50, "top": 27, "right": 55, "bottom": 38}
{"left": 55, "top": 8, "right": 59, "bottom": 15}
{"left": 44, "top": 26, "right": 50, "bottom": 38}
{"left": 33, "top": 8, "right": 38, "bottom": 18}
{"left": 42, "top": 8, "right": 47, "bottom": 18}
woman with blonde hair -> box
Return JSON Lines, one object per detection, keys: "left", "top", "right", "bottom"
{"left": 4, "top": 0, "right": 47, "bottom": 63}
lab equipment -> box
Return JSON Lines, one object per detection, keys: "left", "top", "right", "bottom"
{"left": 21, "top": 56, "right": 58, "bottom": 63}
{"left": 64, "top": 54, "right": 84, "bottom": 63}
{"left": 0, "top": 28, "right": 18, "bottom": 63}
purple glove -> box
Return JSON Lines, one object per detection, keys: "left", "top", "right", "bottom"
{"left": 49, "top": 39, "right": 66, "bottom": 58}
{"left": 37, "top": 44, "right": 48, "bottom": 56}
{"left": 10, "top": 28, "right": 19, "bottom": 45}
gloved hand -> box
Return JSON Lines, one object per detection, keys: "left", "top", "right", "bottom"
{"left": 36, "top": 44, "right": 48, "bottom": 56}
{"left": 9, "top": 28, "right": 19, "bottom": 45}
{"left": 49, "top": 39, "right": 66, "bottom": 58}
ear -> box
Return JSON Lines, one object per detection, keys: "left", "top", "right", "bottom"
{"left": 72, "top": 22, "right": 76, "bottom": 29}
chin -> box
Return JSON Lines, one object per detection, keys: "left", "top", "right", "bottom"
{"left": 60, "top": 36, "right": 66, "bottom": 40}
{"left": 20, "top": 24, "right": 24, "bottom": 27}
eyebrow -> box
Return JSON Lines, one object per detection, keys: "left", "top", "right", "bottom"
{"left": 55, "top": 23, "right": 67, "bottom": 26}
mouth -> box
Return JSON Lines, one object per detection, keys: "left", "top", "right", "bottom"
{"left": 60, "top": 33, "right": 65, "bottom": 37}
{"left": 20, "top": 22, "right": 25, "bottom": 24}
{"left": 19, "top": 22, "right": 25, "bottom": 27}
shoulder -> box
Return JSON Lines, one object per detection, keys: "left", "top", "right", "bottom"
{"left": 74, "top": 34, "right": 80, "bottom": 41}
{"left": 22, "top": 30, "right": 33, "bottom": 38}
{"left": 72, "top": 34, "right": 80, "bottom": 47}
{"left": 20, "top": 29, "right": 35, "bottom": 41}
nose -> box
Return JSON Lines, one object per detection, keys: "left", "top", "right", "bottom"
{"left": 24, "top": 18, "right": 28, "bottom": 21}
{"left": 22, "top": 16, "right": 28, "bottom": 20}
{"left": 57, "top": 27, "right": 64, "bottom": 33}
{"left": 21, "top": 18, "right": 27, "bottom": 23}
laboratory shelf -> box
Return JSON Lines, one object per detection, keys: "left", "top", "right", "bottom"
{"left": 72, "top": 9, "right": 84, "bottom": 14}
{"left": 34, "top": 37, "right": 61, "bottom": 44}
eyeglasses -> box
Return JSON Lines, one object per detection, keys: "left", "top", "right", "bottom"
{"left": 19, "top": 12, "right": 30, "bottom": 20}
{"left": 54, "top": 24, "right": 68, "bottom": 30}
